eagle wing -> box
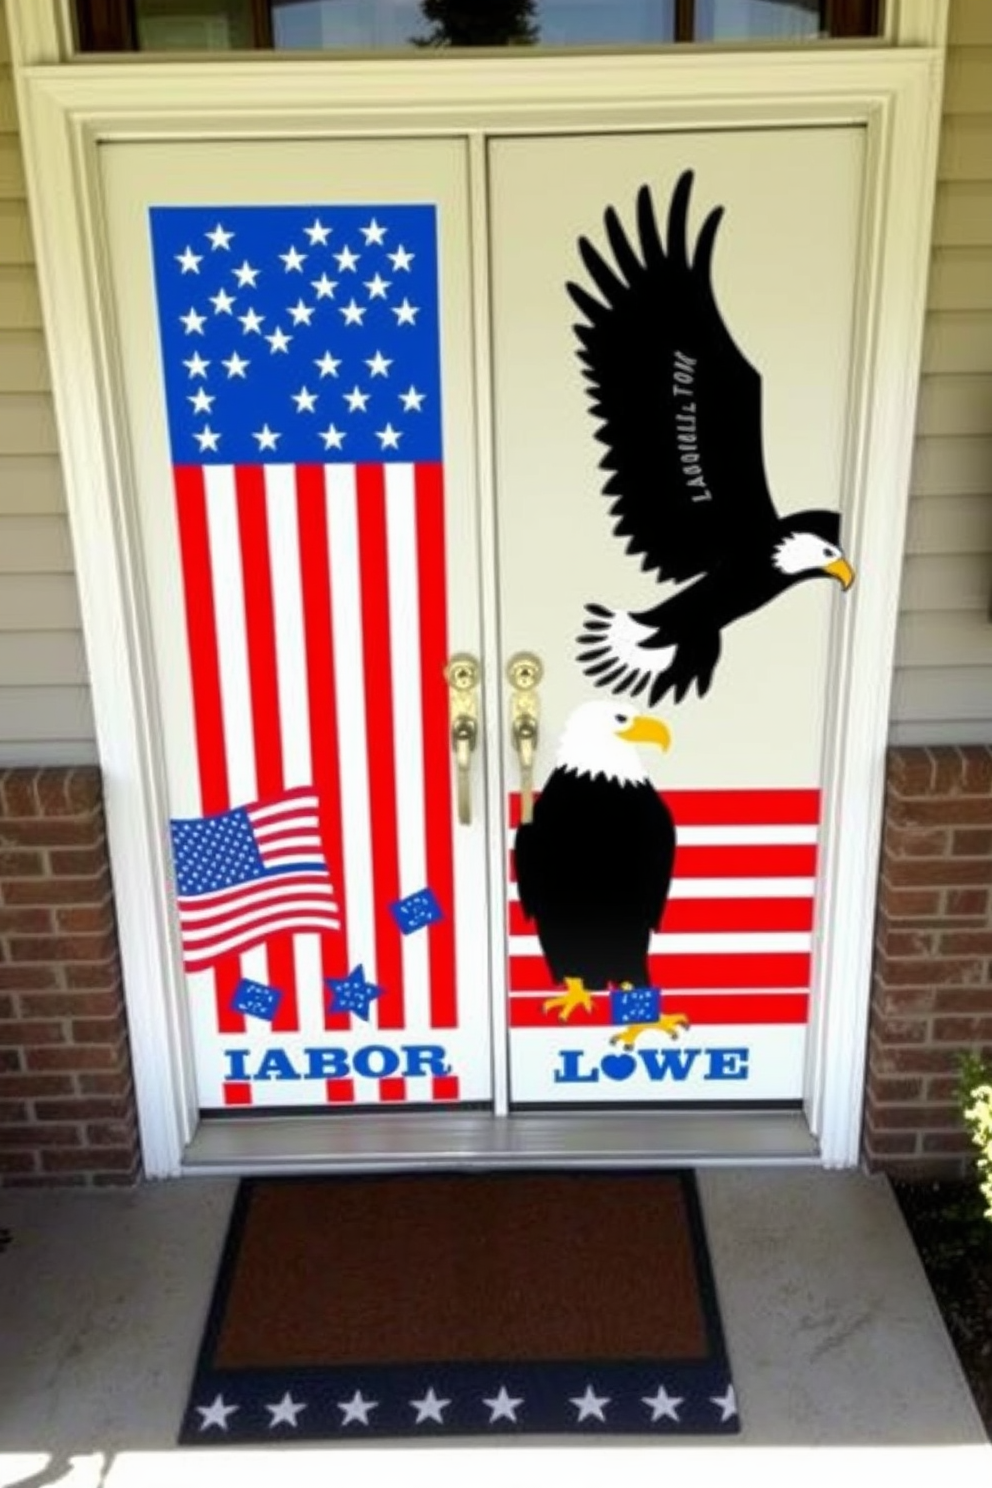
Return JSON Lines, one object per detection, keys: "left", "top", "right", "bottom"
{"left": 567, "top": 171, "right": 779, "bottom": 584}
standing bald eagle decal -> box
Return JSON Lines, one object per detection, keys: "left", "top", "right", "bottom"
{"left": 571, "top": 170, "right": 855, "bottom": 705}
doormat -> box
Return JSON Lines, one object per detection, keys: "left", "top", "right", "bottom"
{"left": 180, "top": 1170, "right": 739, "bottom": 1443}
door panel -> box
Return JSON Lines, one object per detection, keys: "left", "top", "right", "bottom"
{"left": 100, "top": 138, "right": 492, "bottom": 1111}
{"left": 489, "top": 128, "right": 864, "bottom": 1106}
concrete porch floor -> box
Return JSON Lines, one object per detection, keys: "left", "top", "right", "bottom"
{"left": 0, "top": 1168, "right": 990, "bottom": 1487}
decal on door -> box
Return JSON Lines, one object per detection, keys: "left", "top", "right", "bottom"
{"left": 149, "top": 203, "right": 476, "bottom": 1109}
{"left": 569, "top": 170, "right": 855, "bottom": 705}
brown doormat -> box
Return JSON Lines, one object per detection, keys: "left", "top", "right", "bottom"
{"left": 180, "top": 1170, "right": 739, "bottom": 1442}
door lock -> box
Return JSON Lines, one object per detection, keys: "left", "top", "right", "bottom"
{"left": 445, "top": 653, "right": 481, "bottom": 825}
{"left": 506, "top": 651, "right": 543, "bottom": 824}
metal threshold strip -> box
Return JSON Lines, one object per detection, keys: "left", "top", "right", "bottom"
{"left": 182, "top": 1110, "right": 820, "bottom": 1174}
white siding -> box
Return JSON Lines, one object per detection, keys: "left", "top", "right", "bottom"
{"left": 891, "top": 0, "right": 992, "bottom": 744}
{"left": 0, "top": 7, "right": 94, "bottom": 763}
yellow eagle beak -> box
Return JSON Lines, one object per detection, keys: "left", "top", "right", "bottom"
{"left": 617, "top": 715, "right": 671, "bottom": 752}
{"left": 824, "top": 556, "right": 855, "bottom": 591}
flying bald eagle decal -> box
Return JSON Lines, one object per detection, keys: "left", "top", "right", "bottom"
{"left": 571, "top": 170, "right": 855, "bottom": 706}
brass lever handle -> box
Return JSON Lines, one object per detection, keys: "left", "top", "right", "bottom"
{"left": 506, "top": 652, "right": 543, "bottom": 824}
{"left": 444, "top": 654, "right": 480, "bottom": 826}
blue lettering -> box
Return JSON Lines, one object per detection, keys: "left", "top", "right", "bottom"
{"left": 255, "top": 1048, "right": 302, "bottom": 1081}
{"left": 705, "top": 1047, "right": 750, "bottom": 1081}
{"left": 352, "top": 1045, "right": 401, "bottom": 1079}
{"left": 304, "top": 1047, "right": 350, "bottom": 1080}
{"left": 402, "top": 1044, "right": 452, "bottom": 1078}
{"left": 223, "top": 1048, "right": 251, "bottom": 1081}
{"left": 553, "top": 1050, "right": 600, "bottom": 1084}
{"left": 638, "top": 1047, "right": 701, "bottom": 1082}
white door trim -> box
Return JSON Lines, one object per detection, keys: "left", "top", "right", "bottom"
{"left": 10, "top": 8, "right": 946, "bottom": 1173}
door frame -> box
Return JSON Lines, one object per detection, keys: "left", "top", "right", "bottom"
{"left": 10, "top": 1, "right": 947, "bottom": 1174}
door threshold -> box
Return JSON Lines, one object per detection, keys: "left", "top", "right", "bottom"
{"left": 181, "top": 1109, "right": 820, "bottom": 1174}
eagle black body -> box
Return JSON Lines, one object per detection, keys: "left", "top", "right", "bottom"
{"left": 569, "top": 170, "right": 851, "bottom": 704}
{"left": 514, "top": 769, "right": 676, "bottom": 988}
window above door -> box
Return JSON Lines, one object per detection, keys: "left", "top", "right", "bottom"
{"left": 73, "top": 0, "right": 881, "bottom": 53}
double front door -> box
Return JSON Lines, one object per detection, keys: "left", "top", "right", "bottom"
{"left": 101, "top": 124, "right": 862, "bottom": 1117}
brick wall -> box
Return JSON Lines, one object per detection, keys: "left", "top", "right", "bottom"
{"left": 864, "top": 746, "right": 992, "bottom": 1176}
{"left": 0, "top": 768, "right": 141, "bottom": 1185}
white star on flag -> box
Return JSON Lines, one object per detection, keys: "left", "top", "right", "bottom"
{"left": 176, "top": 246, "right": 202, "bottom": 274}
{"left": 195, "top": 1393, "right": 239, "bottom": 1431}
{"left": 315, "top": 351, "right": 341, "bottom": 378}
{"left": 194, "top": 425, "right": 221, "bottom": 452}
{"left": 293, "top": 387, "right": 318, "bottom": 413}
{"left": 304, "top": 217, "right": 331, "bottom": 245}
{"left": 253, "top": 424, "right": 280, "bottom": 450}
{"left": 232, "top": 260, "right": 260, "bottom": 287}
{"left": 365, "top": 273, "right": 390, "bottom": 299}
{"left": 711, "top": 1384, "right": 737, "bottom": 1421}
{"left": 362, "top": 217, "right": 387, "bottom": 244}
{"left": 410, "top": 1386, "right": 451, "bottom": 1424}
{"left": 335, "top": 245, "right": 360, "bottom": 272}
{"left": 183, "top": 352, "right": 209, "bottom": 378}
{"left": 393, "top": 298, "right": 419, "bottom": 325}
{"left": 222, "top": 351, "right": 249, "bottom": 378}
{"left": 239, "top": 308, "right": 264, "bottom": 334}
{"left": 399, "top": 385, "right": 425, "bottom": 412}
{"left": 188, "top": 389, "right": 214, "bottom": 413}
{"left": 266, "top": 327, "right": 292, "bottom": 353}
{"left": 210, "top": 288, "right": 235, "bottom": 314}
{"left": 366, "top": 351, "right": 392, "bottom": 377}
{"left": 340, "top": 300, "right": 366, "bottom": 325}
{"left": 320, "top": 423, "right": 345, "bottom": 449}
{"left": 570, "top": 1384, "right": 610, "bottom": 1422}
{"left": 288, "top": 299, "right": 315, "bottom": 326}
{"left": 311, "top": 274, "right": 337, "bottom": 299}
{"left": 376, "top": 423, "right": 401, "bottom": 449}
{"left": 642, "top": 1383, "right": 684, "bottom": 1422}
{"left": 483, "top": 1386, "right": 523, "bottom": 1423}
{"left": 344, "top": 386, "right": 370, "bottom": 412}
{"left": 180, "top": 307, "right": 207, "bottom": 335}
{"left": 206, "top": 222, "right": 234, "bottom": 250}
{"left": 266, "top": 1391, "right": 308, "bottom": 1427}
{"left": 280, "top": 245, "right": 307, "bottom": 272}
{"left": 388, "top": 244, "right": 414, "bottom": 270}
{"left": 337, "top": 1389, "right": 378, "bottom": 1426}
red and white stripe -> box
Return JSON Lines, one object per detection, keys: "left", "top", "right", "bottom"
{"left": 508, "top": 788, "right": 819, "bottom": 1029}
{"left": 173, "top": 461, "right": 460, "bottom": 1108}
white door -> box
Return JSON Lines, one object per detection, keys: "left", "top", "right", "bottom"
{"left": 100, "top": 138, "right": 493, "bottom": 1113}
{"left": 489, "top": 129, "right": 864, "bottom": 1107}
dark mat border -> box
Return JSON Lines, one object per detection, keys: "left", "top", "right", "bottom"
{"left": 180, "top": 1169, "right": 740, "bottom": 1442}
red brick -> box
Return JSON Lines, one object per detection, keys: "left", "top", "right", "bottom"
{"left": 867, "top": 1102, "right": 960, "bottom": 1130}
{"left": 0, "top": 820, "right": 101, "bottom": 848}
{"left": 0, "top": 851, "right": 44, "bottom": 877}
{"left": 938, "top": 930, "right": 992, "bottom": 955}
{"left": 934, "top": 1016, "right": 992, "bottom": 1042}
{"left": 931, "top": 746, "right": 968, "bottom": 795}
{"left": 35, "top": 1096, "right": 127, "bottom": 1121}
{"left": 928, "top": 1074, "right": 973, "bottom": 1102}
{"left": 85, "top": 1120, "right": 134, "bottom": 1146}
{"left": 0, "top": 1020, "right": 65, "bottom": 1047}
{"left": 928, "top": 988, "right": 992, "bottom": 1013}
{"left": 921, "top": 1132, "right": 974, "bottom": 1155}
{"left": 887, "top": 750, "right": 935, "bottom": 797}
{"left": 70, "top": 1017, "right": 125, "bottom": 1044}
{"left": 2, "top": 872, "right": 113, "bottom": 906}
{"left": 870, "top": 1017, "right": 930, "bottom": 1045}
{"left": 870, "top": 1045, "right": 957, "bottom": 1075}
{"left": 886, "top": 858, "right": 992, "bottom": 888}
{"left": 19, "top": 990, "right": 122, "bottom": 1018}
{"left": 26, "top": 1045, "right": 117, "bottom": 1071}
{"left": 892, "top": 796, "right": 992, "bottom": 827}
{"left": 61, "top": 963, "right": 120, "bottom": 990}
{"left": 0, "top": 907, "right": 53, "bottom": 935}
{"left": 8, "top": 932, "right": 119, "bottom": 964}
{"left": 870, "top": 1076, "right": 925, "bottom": 1102}
{"left": 0, "top": 1124, "right": 81, "bottom": 1147}
{"left": 952, "top": 828, "right": 992, "bottom": 856}
{"left": 0, "top": 1100, "right": 28, "bottom": 1122}
{"left": 48, "top": 847, "right": 107, "bottom": 875}
{"left": 959, "top": 750, "right": 992, "bottom": 795}
{"left": 0, "top": 966, "right": 59, "bottom": 992}
{"left": 0, "top": 1149, "right": 37, "bottom": 1173}
{"left": 77, "top": 1071, "right": 130, "bottom": 1097}
{"left": 0, "top": 1050, "right": 20, "bottom": 1071}
{"left": 0, "top": 995, "right": 12, "bottom": 1019}
{"left": 0, "top": 771, "right": 39, "bottom": 816}
{"left": 945, "top": 888, "right": 990, "bottom": 918}
{"left": 863, "top": 1130, "right": 918, "bottom": 1156}
{"left": 41, "top": 1146, "right": 135, "bottom": 1172}
{"left": 880, "top": 887, "right": 942, "bottom": 918}
{"left": 0, "top": 1073, "right": 74, "bottom": 1097}
{"left": 876, "top": 986, "right": 936, "bottom": 1015}
{"left": 883, "top": 824, "right": 949, "bottom": 858}
{"left": 877, "top": 955, "right": 985, "bottom": 986}
{"left": 35, "top": 766, "right": 102, "bottom": 817}
{"left": 54, "top": 904, "right": 115, "bottom": 934}
{"left": 881, "top": 929, "right": 935, "bottom": 957}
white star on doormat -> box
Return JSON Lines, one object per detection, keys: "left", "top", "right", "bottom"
{"left": 570, "top": 1383, "right": 610, "bottom": 1421}
{"left": 195, "top": 1392, "right": 239, "bottom": 1431}
{"left": 337, "top": 1389, "right": 378, "bottom": 1426}
{"left": 711, "top": 1383, "right": 738, "bottom": 1421}
{"left": 266, "top": 1391, "right": 307, "bottom": 1427}
{"left": 410, "top": 1386, "right": 451, "bottom": 1424}
{"left": 483, "top": 1385, "right": 523, "bottom": 1423}
{"left": 642, "top": 1383, "right": 684, "bottom": 1422}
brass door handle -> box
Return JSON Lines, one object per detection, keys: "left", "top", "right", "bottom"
{"left": 506, "top": 652, "right": 543, "bottom": 824}
{"left": 444, "top": 654, "right": 480, "bottom": 826}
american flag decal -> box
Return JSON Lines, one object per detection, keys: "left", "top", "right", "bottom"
{"left": 150, "top": 203, "right": 462, "bottom": 1109}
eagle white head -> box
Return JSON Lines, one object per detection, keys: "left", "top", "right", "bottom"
{"left": 555, "top": 700, "right": 671, "bottom": 786}
{"left": 772, "top": 531, "right": 855, "bottom": 588}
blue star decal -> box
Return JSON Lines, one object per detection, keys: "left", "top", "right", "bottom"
{"left": 610, "top": 987, "right": 661, "bottom": 1025}
{"left": 231, "top": 978, "right": 283, "bottom": 1022}
{"left": 390, "top": 887, "right": 444, "bottom": 935}
{"left": 325, "top": 964, "right": 383, "bottom": 1021}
